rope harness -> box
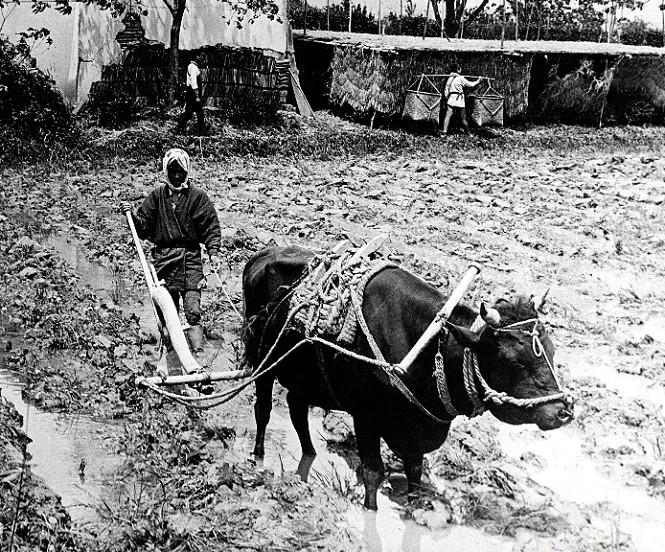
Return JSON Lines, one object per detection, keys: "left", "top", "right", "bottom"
{"left": 290, "top": 250, "right": 395, "bottom": 345}
{"left": 434, "top": 317, "right": 570, "bottom": 418}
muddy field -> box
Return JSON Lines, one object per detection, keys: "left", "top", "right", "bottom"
{"left": 1, "top": 113, "right": 665, "bottom": 551}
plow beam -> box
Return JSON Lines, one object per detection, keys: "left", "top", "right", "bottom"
{"left": 137, "top": 368, "right": 251, "bottom": 387}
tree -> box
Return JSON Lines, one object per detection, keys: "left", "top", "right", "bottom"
{"left": 1, "top": 0, "right": 280, "bottom": 104}
{"left": 435, "top": 0, "right": 492, "bottom": 37}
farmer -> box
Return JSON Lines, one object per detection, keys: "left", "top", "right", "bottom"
{"left": 441, "top": 64, "right": 481, "bottom": 134}
{"left": 177, "top": 54, "right": 206, "bottom": 134}
{"left": 120, "top": 148, "right": 222, "bottom": 377}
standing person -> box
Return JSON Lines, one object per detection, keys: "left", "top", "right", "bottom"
{"left": 177, "top": 54, "right": 206, "bottom": 134}
{"left": 120, "top": 148, "right": 222, "bottom": 377}
{"left": 441, "top": 64, "right": 481, "bottom": 134}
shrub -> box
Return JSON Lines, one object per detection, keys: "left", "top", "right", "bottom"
{"left": 84, "top": 84, "right": 142, "bottom": 129}
{"left": 0, "top": 37, "right": 77, "bottom": 161}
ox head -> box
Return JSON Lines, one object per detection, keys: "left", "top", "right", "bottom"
{"left": 445, "top": 293, "right": 573, "bottom": 430}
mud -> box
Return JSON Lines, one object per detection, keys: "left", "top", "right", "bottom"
{"left": 1, "top": 115, "right": 665, "bottom": 551}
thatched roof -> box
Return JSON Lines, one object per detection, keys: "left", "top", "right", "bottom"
{"left": 296, "top": 30, "right": 665, "bottom": 57}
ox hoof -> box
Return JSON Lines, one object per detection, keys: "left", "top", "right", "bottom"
{"left": 363, "top": 497, "right": 378, "bottom": 511}
{"left": 252, "top": 448, "right": 265, "bottom": 458}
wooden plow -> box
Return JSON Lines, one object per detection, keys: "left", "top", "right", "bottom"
{"left": 126, "top": 225, "right": 481, "bottom": 402}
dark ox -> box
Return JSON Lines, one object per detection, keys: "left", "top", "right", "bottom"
{"left": 242, "top": 246, "right": 574, "bottom": 509}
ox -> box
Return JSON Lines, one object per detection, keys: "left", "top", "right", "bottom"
{"left": 242, "top": 246, "right": 573, "bottom": 509}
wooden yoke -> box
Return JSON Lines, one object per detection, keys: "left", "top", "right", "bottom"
{"left": 394, "top": 264, "right": 480, "bottom": 375}
{"left": 124, "top": 210, "right": 201, "bottom": 375}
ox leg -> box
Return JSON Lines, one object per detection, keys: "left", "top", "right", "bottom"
{"left": 253, "top": 374, "right": 276, "bottom": 458}
{"left": 287, "top": 391, "right": 316, "bottom": 457}
{"left": 403, "top": 453, "right": 424, "bottom": 500}
{"left": 354, "top": 416, "right": 384, "bottom": 510}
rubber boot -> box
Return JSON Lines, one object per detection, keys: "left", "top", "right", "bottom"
{"left": 187, "top": 325, "right": 206, "bottom": 369}
{"left": 166, "top": 349, "right": 183, "bottom": 376}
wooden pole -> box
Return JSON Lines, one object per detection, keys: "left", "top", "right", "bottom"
{"left": 348, "top": 0, "right": 353, "bottom": 32}
{"left": 304, "top": 0, "right": 308, "bottom": 35}
{"left": 399, "top": 0, "right": 403, "bottom": 35}
{"left": 662, "top": 0, "right": 665, "bottom": 47}
{"left": 378, "top": 0, "right": 382, "bottom": 34}
{"left": 423, "top": 0, "right": 430, "bottom": 40}
{"left": 125, "top": 211, "right": 156, "bottom": 292}
{"left": 395, "top": 265, "right": 481, "bottom": 375}
{"left": 515, "top": 0, "right": 519, "bottom": 41}
{"left": 137, "top": 368, "right": 251, "bottom": 387}
{"left": 327, "top": 0, "right": 330, "bottom": 31}
{"left": 501, "top": 0, "right": 506, "bottom": 49}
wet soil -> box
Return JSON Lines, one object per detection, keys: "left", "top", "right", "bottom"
{"left": 1, "top": 113, "right": 665, "bottom": 551}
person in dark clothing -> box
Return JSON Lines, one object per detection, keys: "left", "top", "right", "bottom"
{"left": 121, "top": 148, "right": 221, "bottom": 376}
{"left": 177, "top": 55, "right": 206, "bottom": 134}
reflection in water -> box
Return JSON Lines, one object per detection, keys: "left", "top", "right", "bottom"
{"left": 230, "top": 407, "right": 515, "bottom": 552}
{"left": 354, "top": 502, "right": 514, "bottom": 552}
{"left": 0, "top": 371, "right": 121, "bottom": 523}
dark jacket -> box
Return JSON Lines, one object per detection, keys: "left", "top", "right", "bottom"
{"left": 133, "top": 184, "right": 221, "bottom": 291}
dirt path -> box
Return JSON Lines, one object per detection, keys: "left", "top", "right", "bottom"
{"left": 2, "top": 115, "right": 665, "bottom": 551}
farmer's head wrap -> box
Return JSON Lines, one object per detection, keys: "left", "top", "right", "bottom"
{"left": 163, "top": 148, "right": 190, "bottom": 190}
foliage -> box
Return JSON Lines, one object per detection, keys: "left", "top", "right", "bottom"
{"left": 619, "top": 18, "right": 663, "bottom": 46}
{"left": 463, "top": 0, "right": 605, "bottom": 41}
{"left": 0, "top": 37, "right": 77, "bottom": 163}
{"left": 84, "top": 85, "right": 142, "bottom": 129}
{"left": 290, "top": 0, "right": 378, "bottom": 33}
{"left": 0, "top": 202, "right": 143, "bottom": 417}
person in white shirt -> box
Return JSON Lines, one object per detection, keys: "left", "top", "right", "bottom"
{"left": 442, "top": 64, "right": 481, "bottom": 134}
{"left": 177, "top": 55, "right": 206, "bottom": 134}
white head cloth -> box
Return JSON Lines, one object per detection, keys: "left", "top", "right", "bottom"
{"left": 162, "top": 148, "right": 190, "bottom": 189}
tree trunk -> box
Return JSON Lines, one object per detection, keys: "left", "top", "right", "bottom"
{"left": 429, "top": 0, "right": 443, "bottom": 32}
{"left": 445, "top": 0, "right": 460, "bottom": 36}
{"left": 167, "top": 0, "right": 186, "bottom": 106}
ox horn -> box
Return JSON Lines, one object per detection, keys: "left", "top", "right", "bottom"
{"left": 480, "top": 303, "right": 501, "bottom": 326}
{"left": 532, "top": 288, "right": 550, "bottom": 313}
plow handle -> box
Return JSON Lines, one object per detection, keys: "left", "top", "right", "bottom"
{"left": 124, "top": 210, "right": 156, "bottom": 291}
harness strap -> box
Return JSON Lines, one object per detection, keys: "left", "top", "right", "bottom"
{"left": 434, "top": 351, "right": 459, "bottom": 416}
{"left": 351, "top": 288, "right": 450, "bottom": 425}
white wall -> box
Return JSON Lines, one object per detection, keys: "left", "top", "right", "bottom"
{"left": 0, "top": 6, "right": 77, "bottom": 103}
{"left": 1, "top": 0, "right": 289, "bottom": 108}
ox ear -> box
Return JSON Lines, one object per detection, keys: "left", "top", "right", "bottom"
{"left": 531, "top": 288, "right": 550, "bottom": 313}
{"left": 445, "top": 321, "right": 482, "bottom": 348}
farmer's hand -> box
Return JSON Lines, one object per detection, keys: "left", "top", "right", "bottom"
{"left": 119, "top": 201, "right": 132, "bottom": 215}
{"left": 210, "top": 255, "right": 222, "bottom": 273}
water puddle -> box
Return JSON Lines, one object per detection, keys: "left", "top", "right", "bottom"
{"left": 0, "top": 369, "right": 122, "bottom": 523}
{"left": 558, "top": 347, "right": 665, "bottom": 409}
{"left": 45, "top": 234, "right": 156, "bottom": 336}
{"left": 498, "top": 423, "right": 665, "bottom": 552}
